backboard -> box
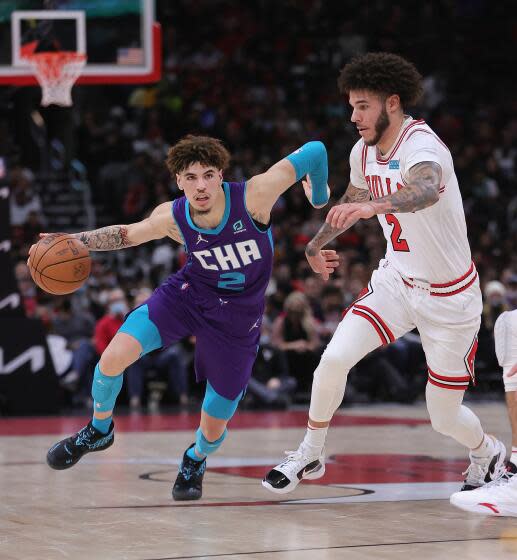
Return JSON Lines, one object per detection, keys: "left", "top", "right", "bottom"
{"left": 0, "top": 0, "right": 161, "bottom": 85}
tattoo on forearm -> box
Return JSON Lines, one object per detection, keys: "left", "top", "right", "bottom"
{"left": 372, "top": 162, "right": 441, "bottom": 214}
{"left": 306, "top": 184, "right": 370, "bottom": 255}
{"left": 74, "top": 226, "right": 131, "bottom": 251}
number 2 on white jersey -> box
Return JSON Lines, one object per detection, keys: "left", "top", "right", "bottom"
{"left": 385, "top": 214, "right": 410, "bottom": 252}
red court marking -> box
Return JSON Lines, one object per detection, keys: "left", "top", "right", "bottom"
{"left": 0, "top": 411, "right": 428, "bottom": 436}
{"left": 212, "top": 454, "right": 466, "bottom": 484}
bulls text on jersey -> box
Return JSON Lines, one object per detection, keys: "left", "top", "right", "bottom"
{"left": 366, "top": 175, "right": 405, "bottom": 199}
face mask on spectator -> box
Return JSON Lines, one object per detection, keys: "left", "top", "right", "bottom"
{"left": 110, "top": 301, "right": 128, "bottom": 316}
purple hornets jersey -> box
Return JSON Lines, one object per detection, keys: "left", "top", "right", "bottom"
{"left": 170, "top": 181, "right": 274, "bottom": 304}
{"left": 125, "top": 181, "right": 274, "bottom": 400}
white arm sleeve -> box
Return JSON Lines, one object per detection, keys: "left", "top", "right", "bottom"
{"left": 349, "top": 139, "right": 369, "bottom": 190}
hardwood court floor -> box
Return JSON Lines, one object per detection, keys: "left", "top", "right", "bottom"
{"left": 1, "top": 402, "right": 517, "bottom": 560}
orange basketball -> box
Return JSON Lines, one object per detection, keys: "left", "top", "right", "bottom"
{"left": 29, "top": 234, "right": 91, "bottom": 295}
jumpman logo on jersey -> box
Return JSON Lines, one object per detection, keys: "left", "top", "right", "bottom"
{"left": 248, "top": 318, "right": 261, "bottom": 332}
{"left": 196, "top": 233, "right": 208, "bottom": 245}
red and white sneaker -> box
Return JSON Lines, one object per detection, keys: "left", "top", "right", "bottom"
{"left": 450, "top": 462, "right": 517, "bottom": 516}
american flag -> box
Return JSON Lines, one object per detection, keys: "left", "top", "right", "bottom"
{"left": 117, "top": 47, "right": 144, "bottom": 65}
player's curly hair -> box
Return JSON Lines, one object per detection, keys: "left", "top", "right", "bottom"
{"left": 337, "top": 52, "right": 423, "bottom": 109}
{"left": 166, "top": 135, "right": 230, "bottom": 175}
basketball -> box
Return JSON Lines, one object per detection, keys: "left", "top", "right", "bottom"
{"left": 28, "top": 234, "right": 91, "bottom": 295}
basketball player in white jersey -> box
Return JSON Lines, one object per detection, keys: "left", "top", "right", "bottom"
{"left": 263, "top": 52, "right": 506, "bottom": 494}
{"left": 451, "top": 309, "right": 517, "bottom": 515}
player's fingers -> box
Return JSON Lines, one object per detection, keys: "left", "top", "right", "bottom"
{"left": 326, "top": 206, "right": 336, "bottom": 223}
{"left": 330, "top": 209, "right": 346, "bottom": 229}
{"left": 321, "top": 249, "right": 337, "bottom": 257}
{"left": 335, "top": 210, "right": 356, "bottom": 229}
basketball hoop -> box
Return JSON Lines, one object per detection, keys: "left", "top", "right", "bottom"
{"left": 25, "top": 51, "right": 86, "bottom": 107}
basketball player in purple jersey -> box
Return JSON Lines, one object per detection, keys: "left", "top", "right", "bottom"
{"left": 43, "top": 135, "right": 336, "bottom": 500}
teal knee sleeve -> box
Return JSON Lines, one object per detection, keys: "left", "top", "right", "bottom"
{"left": 196, "top": 427, "right": 227, "bottom": 456}
{"left": 202, "top": 381, "right": 243, "bottom": 420}
{"left": 118, "top": 304, "right": 162, "bottom": 355}
{"left": 91, "top": 364, "right": 123, "bottom": 413}
{"left": 286, "top": 141, "right": 329, "bottom": 207}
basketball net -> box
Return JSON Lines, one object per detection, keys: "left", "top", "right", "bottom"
{"left": 25, "top": 51, "right": 86, "bottom": 107}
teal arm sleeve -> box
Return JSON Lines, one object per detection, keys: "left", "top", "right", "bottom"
{"left": 286, "top": 141, "right": 329, "bottom": 207}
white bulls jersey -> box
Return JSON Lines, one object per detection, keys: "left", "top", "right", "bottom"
{"left": 350, "top": 117, "right": 473, "bottom": 284}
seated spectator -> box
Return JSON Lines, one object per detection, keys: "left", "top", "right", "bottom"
{"left": 348, "top": 333, "right": 425, "bottom": 405}
{"left": 246, "top": 321, "right": 296, "bottom": 409}
{"left": 49, "top": 298, "right": 96, "bottom": 391}
{"left": 271, "top": 291, "right": 322, "bottom": 394}
{"left": 477, "top": 280, "right": 510, "bottom": 374}
{"left": 125, "top": 288, "right": 189, "bottom": 410}
{"left": 9, "top": 167, "right": 44, "bottom": 227}
{"left": 70, "top": 288, "right": 129, "bottom": 406}
{"left": 303, "top": 276, "right": 324, "bottom": 321}
{"left": 319, "top": 284, "right": 345, "bottom": 343}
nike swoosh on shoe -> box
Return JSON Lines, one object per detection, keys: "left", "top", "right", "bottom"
{"left": 298, "top": 460, "right": 320, "bottom": 480}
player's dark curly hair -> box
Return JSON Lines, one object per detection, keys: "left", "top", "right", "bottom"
{"left": 166, "top": 135, "right": 230, "bottom": 175}
{"left": 337, "top": 52, "right": 423, "bottom": 109}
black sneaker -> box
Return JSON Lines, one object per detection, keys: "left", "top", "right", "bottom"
{"left": 507, "top": 461, "right": 517, "bottom": 475}
{"left": 172, "top": 444, "right": 206, "bottom": 501}
{"left": 46, "top": 420, "right": 114, "bottom": 470}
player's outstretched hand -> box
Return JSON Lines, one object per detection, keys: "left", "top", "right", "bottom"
{"left": 302, "top": 175, "right": 330, "bottom": 209}
{"left": 326, "top": 202, "right": 376, "bottom": 230}
{"left": 305, "top": 249, "right": 339, "bottom": 281}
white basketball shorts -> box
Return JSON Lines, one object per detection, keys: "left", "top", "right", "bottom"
{"left": 335, "top": 258, "right": 482, "bottom": 390}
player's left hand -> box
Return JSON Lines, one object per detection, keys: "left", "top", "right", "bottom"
{"left": 305, "top": 248, "right": 340, "bottom": 281}
{"left": 302, "top": 175, "right": 330, "bottom": 209}
{"left": 507, "top": 363, "right": 517, "bottom": 377}
{"left": 326, "top": 202, "right": 376, "bottom": 230}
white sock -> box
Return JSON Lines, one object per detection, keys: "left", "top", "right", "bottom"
{"left": 510, "top": 447, "right": 517, "bottom": 466}
{"left": 302, "top": 424, "right": 328, "bottom": 456}
{"left": 471, "top": 434, "right": 495, "bottom": 458}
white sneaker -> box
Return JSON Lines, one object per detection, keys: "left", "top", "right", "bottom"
{"left": 450, "top": 463, "right": 517, "bottom": 516}
{"left": 459, "top": 437, "right": 506, "bottom": 491}
{"left": 262, "top": 444, "right": 325, "bottom": 494}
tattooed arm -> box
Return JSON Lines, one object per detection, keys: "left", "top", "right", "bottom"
{"left": 74, "top": 225, "right": 132, "bottom": 251}
{"left": 306, "top": 182, "right": 371, "bottom": 256}
{"left": 303, "top": 182, "right": 369, "bottom": 280}
{"left": 73, "top": 202, "right": 183, "bottom": 251}
{"left": 368, "top": 161, "right": 441, "bottom": 214}
{"left": 326, "top": 162, "right": 442, "bottom": 231}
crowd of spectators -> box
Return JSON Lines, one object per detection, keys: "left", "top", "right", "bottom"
{"left": 3, "top": 0, "right": 516, "bottom": 410}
